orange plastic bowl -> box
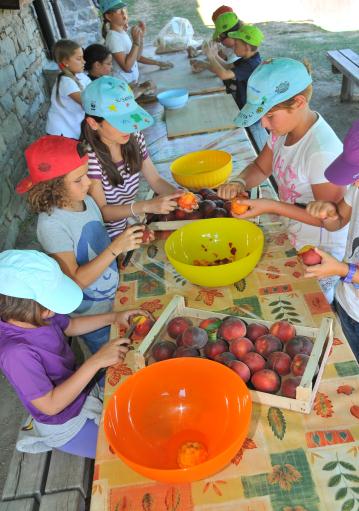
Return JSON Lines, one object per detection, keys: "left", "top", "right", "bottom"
{"left": 104, "top": 357, "right": 252, "bottom": 483}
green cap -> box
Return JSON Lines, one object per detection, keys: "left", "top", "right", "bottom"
{"left": 228, "top": 25, "right": 264, "bottom": 47}
{"left": 98, "top": 0, "right": 126, "bottom": 14}
{"left": 213, "top": 12, "right": 239, "bottom": 40}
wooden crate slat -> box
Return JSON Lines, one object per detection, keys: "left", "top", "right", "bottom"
{"left": 39, "top": 490, "right": 85, "bottom": 511}
{"left": 2, "top": 451, "right": 49, "bottom": 501}
{"left": 0, "top": 498, "right": 38, "bottom": 511}
{"left": 44, "top": 450, "right": 91, "bottom": 498}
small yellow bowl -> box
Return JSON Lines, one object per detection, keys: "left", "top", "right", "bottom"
{"left": 165, "top": 218, "right": 264, "bottom": 287}
{"left": 170, "top": 150, "right": 232, "bottom": 190}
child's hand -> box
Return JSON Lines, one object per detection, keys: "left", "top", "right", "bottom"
{"left": 190, "top": 60, "right": 207, "bottom": 73}
{"left": 303, "top": 248, "right": 348, "bottom": 279}
{"left": 138, "top": 20, "right": 146, "bottom": 33}
{"left": 92, "top": 338, "right": 130, "bottom": 368}
{"left": 146, "top": 191, "right": 184, "bottom": 214}
{"left": 158, "top": 61, "right": 174, "bottom": 70}
{"left": 203, "top": 41, "right": 218, "bottom": 60}
{"left": 306, "top": 201, "right": 338, "bottom": 221}
{"left": 217, "top": 182, "right": 246, "bottom": 200}
{"left": 230, "top": 198, "right": 274, "bottom": 219}
{"left": 131, "top": 25, "right": 142, "bottom": 45}
{"left": 111, "top": 224, "right": 145, "bottom": 255}
{"left": 113, "top": 309, "right": 154, "bottom": 329}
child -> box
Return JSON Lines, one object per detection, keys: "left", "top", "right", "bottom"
{"left": 84, "top": 43, "right": 113, "bottom": 81}
{"left": 99, "top": 0, "right": 173, "bottom": 86}
{"left": 81, "top": 76, "right": 183, "bottom": 239}
{"left": 218, "top": 57, "right": 348, "bottom": 303}
{"left": 0, "top": 249, "right": 148, "bottom": 458}
{"left": 46, "top": 39, "right": 91, "bottom": 140}
{"left": 16, "top": 135, "right": 145, "bottom": 353}
{"left": 305, "top": 120, "right": 359, "bottom": 360}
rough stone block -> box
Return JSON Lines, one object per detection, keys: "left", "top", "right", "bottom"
{"left": 15, "top": 95, "right": 29, "bottom": 118}
{"left": 13, "top": 52, "right": 29, "bottom": 78}
{"left": 0, "top": 91, "right": 14, "bottom": 112}
{"left": 0, "top": 64, "right": 16, "bottom": 96}
{"left": 0, "top": 36, "right": 16, "bottom": 66}
{"left": 0, "top": 112, "right": 23, "bottom": 144}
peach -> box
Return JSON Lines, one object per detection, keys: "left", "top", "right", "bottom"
{"left": 255, "top": 334, "right": 282, "bottom": 359}
{"left": 176, "top": 333, "right": 184, "bottom": 347}
{"left": 269, "top": 320, "right": 296, "bottom": 343}
{"left": 218, "top": 317, "right": 247, "bottom": 343}
{"left": 182, "top": 326, "right": 208, "bottom": 349}
{"left": 231, "top": 199, "right": 249, "bottom": 216}
{"left": 266, "top": 351, "right": 291, "bottom": 376}
{"left": 131, "top": 315, "right": 154, "bottom": 337}
{"left": 177, "top": 192, "right": 198, "bottom": 211}
{"left": 291, "top": 354, "right": 309, "bottom": 377}
{"left": 285, "top": 336, "right": 313, "bottom": 358}
{"left": 281, "top": 376, "right": 301, "bottom": 399}
{"left": 173, "top": 346, "right": 200, "bottom": 357}
{"left": 246, "top": 322, "right": 269, "bottom": 342}
{"left": 214, "top": 351, "right": 237, "bottom": 365}
{"left": 141, "top": 229, "right": 154, "bottom": 244}
{"left": 229, "top": 337, "right": 254, "bottom": 360}
{"left": 152, "top": 341, "right": 176, "bottom": 361}
{"left": 242, "top": 352, "right": 266, "bottom": 374}
{"left": 199, "top": 199, "right": 217, "bottom": 218}
{"left": 203, "top": 339, "right": 229, "bottom": 360}
{"left": 167, "top": 317, "right": 193, "bottom": 339}
{"left": 228, "top": 360, "right": 251, "bottom": 382}
{"left": 298, "top": 245, "right": 322, "bottom": 266}
{"left": 251, "top": 369, "right": 281, "bottom": 394}
{"left": 177, "top": 441, "right": 208, "bottom": 469}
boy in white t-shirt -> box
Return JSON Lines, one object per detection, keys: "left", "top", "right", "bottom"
{"left": 305, "top": 120, "right": 359, "bottom": 361}
{"left": 99, "top": 0, "right": 173, "bottom": 86}
{"left": 46, "top": 40, "right": 91, "bottom": 140}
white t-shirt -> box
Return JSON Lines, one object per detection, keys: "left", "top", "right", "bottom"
{"left": 268, "top": 113, "right": 348, "bottom": 256}
{"left": 105, "top": 29, "right": 139, "bottom": 84}
{"left": 335, "top": 186, "right": 359, "bottom": 322}
{"left": 46, "top": 73, "right": 91, "bottom": 140}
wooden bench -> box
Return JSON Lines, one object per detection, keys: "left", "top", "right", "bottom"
{"left": 327, "top": 48, "right": 359, "bottom": 102}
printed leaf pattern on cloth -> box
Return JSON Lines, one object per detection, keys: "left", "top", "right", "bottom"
{"left": 195, "top": 288, "right": 224, "bottom": 306}
{"left": 322, "top": 455, "right": 359, "bottom": 510}
{"left": 142, "top": 492, "right": 154, "bottom": 511}
{"left": 107, "top": 363, "right": 133, "bottom": 387}
{"left": 164, "top": 487, "right": 181, "bottom": 511}
{"left": 231, "top": 437, "right": 257, "bottom": 465}
{"left": 202, "top": 480, "right": 226, "bottom": 496}
{"left": 314, "top": 392, "right": 334, "bottom": 418}
{"left": 114, "top": 496, "right": 130, "bottom": 511}
{"left": 268, "top": 463, "right": 302, "bottom": 491}
{"left": 267, "top": 298, "right": 300, "bottom": 323}
{"left": 337, "top": 385, "right": 355, "bottom": 395}
{"left": 268, "top": 407, "right": 287, "bottom": 440}
{"left": 140, "top": 299, "right": 163, "bottom": 313}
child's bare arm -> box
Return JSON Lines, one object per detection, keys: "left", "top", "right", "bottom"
{"left": 68, "top": 92, "right": 82, "bottom": 105}
{"left": 30, "top": 338, "right": 129, "bottom": 416}
{"left": 306, "top": 198, "right": 352, "bottom": 231}
{"left": 64, "top": 309, "right": 152, "bottom": 336}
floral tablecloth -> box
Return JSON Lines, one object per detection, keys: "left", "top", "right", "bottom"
{"left": 91, "top": 106, "right": 359, "bottom": 511}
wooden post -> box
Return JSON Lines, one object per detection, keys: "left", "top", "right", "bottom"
{"left": 341, "top": 75, "right": 354, "bottom": 102}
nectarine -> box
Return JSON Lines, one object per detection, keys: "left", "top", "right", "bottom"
{"left": 228, "top": 360, "right": 251, "bottom": 382}
{"left": 255, "top": 334, "right": 282, "bottom": 359}
{"left": 230, "top": 198, "right": 249, "bottom": 215}
{"left": 218, "top": 317, "right": 247, "bottom": 342}
{"left": 269, "top": 320, "right": 296, "bottom": 343}
{"left": 152, "top": 341, "right": 176, "bottom": 361}
{"left": 266, "top": 351, "right": 291, "bottom": 376}
{"left": 251, "top": 369, "right": 281, "bottom": 394}
{"left": 229, "top": 337, "right": 254, "bottom": 360}
{"left": 298, "top": 245, "right": 322, "bottom": 266}
{"left": 167, "top": 317, "right": 193, "bottom": 339}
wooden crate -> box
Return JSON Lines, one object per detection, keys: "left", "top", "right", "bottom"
{"left": 133, "top": 295, "right": 333, "bottom": 414}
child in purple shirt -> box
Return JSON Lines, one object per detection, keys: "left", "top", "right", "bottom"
{"left": 0, "top": 249, "right": 148, "bottom": 458}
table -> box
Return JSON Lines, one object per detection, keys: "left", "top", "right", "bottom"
{"left": 138, "top": 48, "right": 225, "bottom": 95}
{"left": 90, "top": 103, "right": 359, "bottom": 511}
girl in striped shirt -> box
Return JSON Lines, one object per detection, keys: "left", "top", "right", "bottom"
{"left": 81, "top": 76, "right": 182, "bottom": 239}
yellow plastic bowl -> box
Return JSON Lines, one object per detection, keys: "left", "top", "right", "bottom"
{"left": 165, "top": 218, "right": 264, "bottom": 287}
{"left": 170, "top": 150, "right": 232, "bottom": 190}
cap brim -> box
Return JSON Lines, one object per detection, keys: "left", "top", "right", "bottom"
{"left": 16, "top": 176, "right": 34, "bottom": 195}
{"left": 324, "top": 153, "right": 359, "bottom": 185}
{"left": 104, "top": 104, "right": 155, "bottom": 133}
{"left": 234, "top": 102, "right": 267, "bottom": 127}
{"left": 41, "top": 272, "right": 83, "bottom": 314}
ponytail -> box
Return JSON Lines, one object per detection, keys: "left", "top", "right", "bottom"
{"left": 52, "top": 39, "right": 84, "bottom": 105}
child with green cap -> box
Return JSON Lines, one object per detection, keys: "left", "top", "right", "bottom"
{"left": 218, "top": 57, "right": 348, "bottom": 303}
{"left": 0, "top": 249, "right": 148, "bottom": 457}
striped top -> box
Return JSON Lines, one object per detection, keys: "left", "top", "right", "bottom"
{"left": 88, "top": 132, "right": 149, "bottom": 238}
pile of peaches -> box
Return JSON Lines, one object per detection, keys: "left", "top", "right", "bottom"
{"left": 149, "top": 315, "right": 316, "bottom": 399}
{"left": 149, "top": 190, "right": 248, "bottom": 223}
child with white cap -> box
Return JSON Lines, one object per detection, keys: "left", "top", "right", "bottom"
{"left": 0, "top": 250, "right": 147, "bottom": 457}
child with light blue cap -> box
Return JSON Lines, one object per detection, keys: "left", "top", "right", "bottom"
{"left": 0, "top": 250, "right": 148, "bottom": 458}
{"left": 218, "top": 57, "right": 348, "bottom": 303}
{"left": 81, "top": 76, "right": 184, "bottom": 240}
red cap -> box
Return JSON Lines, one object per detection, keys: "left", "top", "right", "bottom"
{"left": 212, "top": 5, "right": 234, "bottom": 22}
{"left": 17, "top": 135, "right": 88, "bottom": 194}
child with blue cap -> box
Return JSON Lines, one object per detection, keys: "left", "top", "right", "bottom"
{"left": 81, "top": 76, "right": 184, "bottom": 239}
{"left": 305, "top": 120, "right": 359, "bottom": 359}
{"left": 0, "top": 250, "right": 147, "bottom": 458}
{"left": 218, "top": 57, "right": 348, "bottom": 303}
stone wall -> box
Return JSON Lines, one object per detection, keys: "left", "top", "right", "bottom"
{"left": 0, "top": 4, "right": 56, "bottom": 249}
{"left": 59, "top": 0, "right": 102, "bottom": 46}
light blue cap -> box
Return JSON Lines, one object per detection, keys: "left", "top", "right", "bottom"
{"left": 0, "top": 250, "right": 83, "bottom": 314}
{"left": 98, "top": 0, "right": 126, "bottom": 14}
{"left": 234, "top": 57, "right": 312, "bottom": 127}
{"left": 82, "top": 76, "right": 154, "bottom": 133}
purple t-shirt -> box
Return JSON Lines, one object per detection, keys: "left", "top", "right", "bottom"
{"left": 0, "top": 314, "right": 90, "bottom": 425}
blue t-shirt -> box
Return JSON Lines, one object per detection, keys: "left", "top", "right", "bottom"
{"left": 233, "top": 52, "right": 261, "bottom": 108}
{"left": 37, "top": 196, "right": 119, "bottom": 316}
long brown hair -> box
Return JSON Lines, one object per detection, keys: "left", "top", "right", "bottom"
{"left": 81, "top": 115, "right": 143, "bottom": 186}
{"left": 0, "top": 294, "right": 48, "bottom": 327}
{"left": 52, "top": 39, "right": 83, "bottom": 104}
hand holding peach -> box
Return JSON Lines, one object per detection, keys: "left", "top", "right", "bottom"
{"left": 303, "top": 248, "right": 349, "bottom": 280}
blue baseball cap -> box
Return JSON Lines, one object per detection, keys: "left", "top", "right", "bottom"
{"left": 82, "top": 76, "right": 154, "bottom": 133}
{"left": 0, "top": 250, "right": 83, "bottom": 314}
{"left": 234, "top": 57, "right": 312, "bottom": 127}
{"left": 98, "top": 0, "right": 126, "bottom": 14}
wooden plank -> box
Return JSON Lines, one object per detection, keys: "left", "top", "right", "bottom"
{"left": 0, "top": 498, "right": 38, "bottom": 511}
{"left": 340, "top": 48, "right": 359, "bottom": 67}
{"left": 45, "top": 451, "right": 92, "bottom": 499}
{"left": 39, "top": 491, "right": 85, "bottom": 511}
{"left": 165, "top": 94, "right": 239, "bottom": 139}
{"left": 326, "top": 50, "right": 359, "bottom": 86}
{"left": 138, "top": 48, "right": 225, "bottom": 96}
{"left": 2, "top": 451, "right": 49, "bottom": 501}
